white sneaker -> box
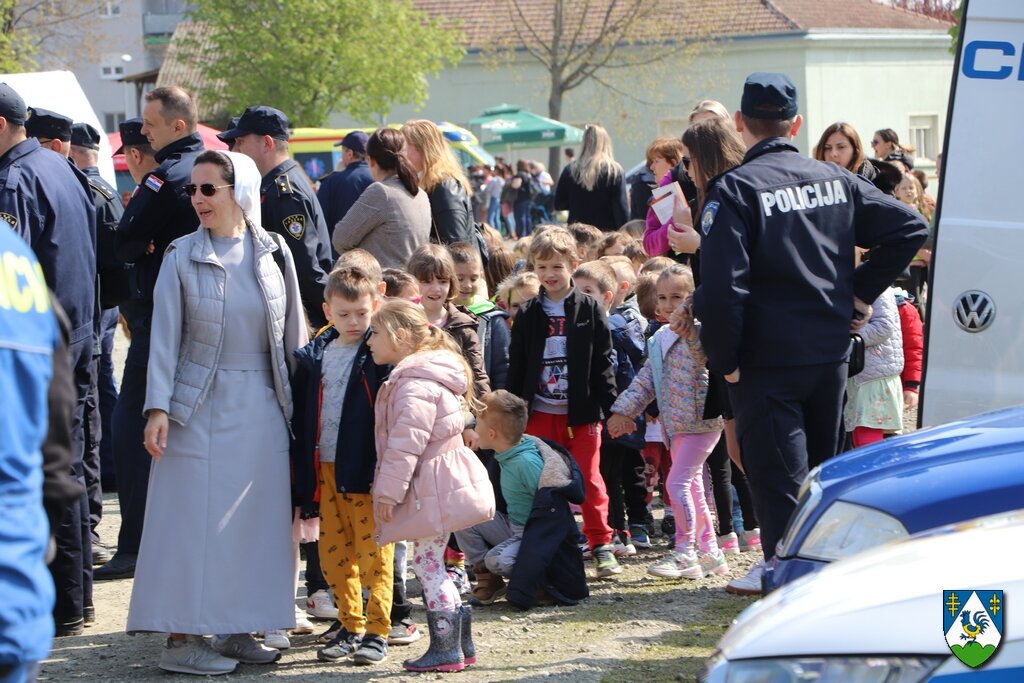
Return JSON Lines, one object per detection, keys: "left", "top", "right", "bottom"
{"left": 612, "top": 534, "right": 637, "bottom": 557}
{"left": 726, "top": 559, "right": 764, "bottom": 595}
{"left": 211, "top": 633, "right": 281, "bottom": 664}
{"left": 159, "top": 636, "right": 237, "bottom": 676}
{"left": 262, "top": 629, "right": 290, "bottom": 650}
{"left": 292, "top": 610, "right": 315, "bottom": 635}
{"left": 647, "top": 550, "right": 702, "bottom": 579}
{"left": 305, "top": 589, "right": 338, "bottom": 620}
{"left": 699, "top": 549, "right": 729, "bottom": 576}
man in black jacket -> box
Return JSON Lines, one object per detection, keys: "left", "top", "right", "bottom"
{"left": 692, "top": 73, "right": 928, "bottom": 580}
{"left": 99, "top": 86, "right": 205, "bottom": 580}
{"left": 506, "top": 229, "right": 620, "bottom": 578}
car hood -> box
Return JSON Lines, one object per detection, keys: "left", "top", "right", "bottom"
{"left": 721, "top": 511, "right": 1024, "bottom": 660}
{"left": 816, "top": 405, "right": 1024, "bottom": 529}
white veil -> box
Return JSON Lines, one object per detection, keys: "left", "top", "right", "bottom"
{"left": 220, "top": 150, "right": 262, "bottom": 228}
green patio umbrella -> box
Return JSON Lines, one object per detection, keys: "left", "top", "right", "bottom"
{"left": 469, "top": 104, "right": 584, "bottom": 151}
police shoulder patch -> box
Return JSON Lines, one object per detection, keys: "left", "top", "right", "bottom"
{"left": 283, "top": 214, "right": 305, "bottom": 239}
{"left": 144, "top": 175, "right": 164, "bottom": 193}
{"left": 0, "top": 211, "right": 18, "bottom": 229}
{"left": 701, "top": 201, "right": 720, "bottom": 236}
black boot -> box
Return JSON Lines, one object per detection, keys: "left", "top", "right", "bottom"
{"left": 94, "top": 552, "right": 137, "bottom": 581}
{"left": 460, "top": 605, "right": 476, "bottom": 665}
{"left": 402, "top": 610, "right": 464, "bottom": 673}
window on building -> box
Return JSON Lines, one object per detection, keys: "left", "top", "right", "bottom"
{"left": 909, "top": 115, "right": 938, "bottom": 161}
{"left": 104, "top": 113, "right": 127, "bottom": 132}
{"left": 99, "top": 2, "right": 122, "bottom": 17}
{"left": 100, "top": 64, "right": 125, "bottom": 80}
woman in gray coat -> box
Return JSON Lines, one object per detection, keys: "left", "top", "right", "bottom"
{"left": 128, "top": 151, "right": 309, "bottom": 676}
{"left": 332, "top": 127, "right": 431, "bottom": 268}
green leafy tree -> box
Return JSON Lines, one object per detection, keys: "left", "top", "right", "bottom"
{"left": 486, "top": 0, "right": 728, "bottom": 173}
{"left": 183, "top": 0, "right": 464, "bottom": 126}
{"left": 0, "top": 0, "right": 105, "bottom": 72}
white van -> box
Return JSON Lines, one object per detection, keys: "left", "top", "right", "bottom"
{"left": 920, "top": 0, "right": 1024, "bottom": 427}
{"left": 0, "top": 70, "right": 116, "bottom": 186}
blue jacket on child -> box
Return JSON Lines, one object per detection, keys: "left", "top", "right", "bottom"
{"left": 605, "top": 305, "right": 647, "bottom": 450}
{"left": 290, "top": 326, "right": 390, "bottom": 511}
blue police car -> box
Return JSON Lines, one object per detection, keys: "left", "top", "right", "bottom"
{"left": 764, "top": 404, "right": 1024, "bottom": 593}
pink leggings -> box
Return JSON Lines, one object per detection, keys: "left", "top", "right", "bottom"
{"left": 667, "top": 431, "right": 722, "bottom": 555}
{"left": 411, "top": 535, "right": 462, "bottom": 612}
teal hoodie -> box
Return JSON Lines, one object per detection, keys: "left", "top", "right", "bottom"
{"left": 495, "top": 437, "right": 545, "bottom": 526}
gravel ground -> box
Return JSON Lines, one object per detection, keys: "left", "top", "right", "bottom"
{"left": 43, "top": 492, "right": 757, "bottom": 683}
{"left": 68, "top": 327, "right": 915, "bottom": 683}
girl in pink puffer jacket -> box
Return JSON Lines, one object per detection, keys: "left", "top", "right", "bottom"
{"left": 368, "top": 299, "right": 494, "bottom": 673}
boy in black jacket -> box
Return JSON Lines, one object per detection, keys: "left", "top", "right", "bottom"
{"left": 507, "top": 228, "right": 621, "bottom": 578}
{"left": 291, "top": 267, "right": 394, "bottom": 665}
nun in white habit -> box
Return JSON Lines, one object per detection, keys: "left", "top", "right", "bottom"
{"left": 127, "top": 150, "right": 309, "bottom": 674}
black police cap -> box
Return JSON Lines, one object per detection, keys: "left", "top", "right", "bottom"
{"left": 740, "top": 72, "right": 799, "bottom": 121}
{"left": 26, "top": 107, "right": 73, "bottom": 141}
{"left": 219, "top": 106, "right": 290, "bottom": 141}
{"left": 71, "top": 122, "right": 101, "bottom": 150}
{"left": 114, "top": 118, "right": 147, "bottom": 155}
{"left": 216, "top": 117, "right": 240, "bottom": 144}
{"left": 0, "top": 83, "right": 26, "bottom": 125}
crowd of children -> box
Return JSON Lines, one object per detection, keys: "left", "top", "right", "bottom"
{"left": 278, "top": 204, "right": 778, "bottom": 672}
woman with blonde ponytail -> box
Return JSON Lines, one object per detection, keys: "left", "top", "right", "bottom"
{"left": 368, "top": 300, "right": 494, "bottom": 673}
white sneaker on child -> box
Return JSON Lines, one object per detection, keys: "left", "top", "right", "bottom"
{"left": 726, "top": 559, "right": 764, "bottom": 595}
{"left": 262, "top": 630, "right": 290, "bottom": 650}
{"left": 647, "top": 550, "right": 702, "bottom": 579}
{"left": 306, "top": 589, "right": 338, "bottom": 620}
{"left": 699, "top": 549, "right": 729, "bottom": 576}
{"left": 292, "top": 607, "right": 315, "bottom": 635}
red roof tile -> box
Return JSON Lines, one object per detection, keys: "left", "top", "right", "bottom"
{"left": 410, "top": 0, "right": 951, "bottom": 50}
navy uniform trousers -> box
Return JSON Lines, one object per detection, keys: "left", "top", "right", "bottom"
{"left": 727, "top": 360, "right": 846, "bottom": 562}
{"left": 50, "top": 335, "right": 94, "bottom": 622}
{"left": 110, "top": 316, "right": 151, "bottom": 556}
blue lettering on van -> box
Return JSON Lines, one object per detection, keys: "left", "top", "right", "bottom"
{"left": 962, "top": 41, "right": 1022, "bottom": 80}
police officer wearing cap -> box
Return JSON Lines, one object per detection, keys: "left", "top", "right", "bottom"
{"left": 317, "top": 130, "right": 373, "bottom": 242}
{"left": 691, "top": 72, "right": 928, "bottom": 574}
{"left": 116, "top": 117, "right": 159, "bottom": 188}
{"left": 97, "top": 86, "right": 205, "bottom": 582}
{"left": 0, "top": 88, "right": 99, "bottom": 635}
{"left": 69, "top": 122, "right": 123, "bottom": 560}
{"left": 223, "top": 105, "right": 332, "bottom": 327}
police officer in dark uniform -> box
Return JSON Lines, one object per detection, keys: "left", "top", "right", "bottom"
{"left": 0, "top": 86, "right": 98, "bottom": 636}
{"left": 220, "top": 106, "right": 332, "bottom": 328}
{"left": 692, "top": 73, "right": 928, "bottom": 572}
{"left": 317, "top": 130, "right": 373, "bottom": 242}
{"left": 69, "top": 121, "right": 124, "bottom": 564}
{"left": 96, "top": 86, "right": 205, "bottom": 581}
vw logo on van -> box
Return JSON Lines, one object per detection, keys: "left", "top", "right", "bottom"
{"left": 953, "top": 291, "right": 995, "bottom": 333}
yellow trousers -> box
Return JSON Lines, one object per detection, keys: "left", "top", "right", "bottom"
{"left": 319, "top": 463, "right": 394, "bottom": 637}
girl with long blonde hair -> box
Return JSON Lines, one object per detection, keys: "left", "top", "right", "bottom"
{"left": 368, "top": 299, "right": 494, "bottom": 672}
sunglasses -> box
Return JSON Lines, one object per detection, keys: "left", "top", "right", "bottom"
{"left": 870, "top": 140, "right": 881, "bottom": 146}
{"left": 184, "top": 183, "right": 233, "bottom": 197}
{"left": 682, "top": 156, "right": 691, "bottom": 171}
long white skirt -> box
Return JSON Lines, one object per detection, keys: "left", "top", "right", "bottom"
{"left": 126, "top": 364, "right": 294, "bottom": 635}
